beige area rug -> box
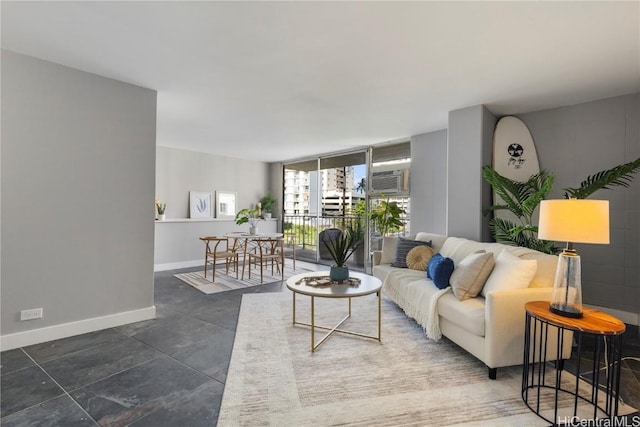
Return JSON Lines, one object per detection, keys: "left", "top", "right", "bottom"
{"left": 174, "top": 261, "right": 316, "bottom": 294}
{"left": 219, "top": 291, "right": 636, "bottom": 426}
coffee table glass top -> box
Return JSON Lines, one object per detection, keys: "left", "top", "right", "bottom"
{"left": 286, "top": 271, "right": 382, "bottom": 298}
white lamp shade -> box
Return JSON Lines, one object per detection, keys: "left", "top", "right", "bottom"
{"left": 538, "top": 199, "right": 609, "bottom": 244}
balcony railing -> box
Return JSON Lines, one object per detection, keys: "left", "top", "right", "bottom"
{"left": 282, "top": 213, "right": 410, "bottom": 253}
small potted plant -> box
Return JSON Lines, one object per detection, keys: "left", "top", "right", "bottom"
{"left": 259, "top": 192, "right": 276, "bottom": 219}
{"left": 235, "top": 207, "right": 261, "bottom": 234}
{"left": 369, "top": 196, "right": 406, "bottom": 236}
{"left": 322, "top": 227, "right": 358, "bottom": 281}
{"left": 368, "top": 196, "right": 406, "bottom": 250}
{"left": 156, "top": 199, "right": 166, "bottom": 221}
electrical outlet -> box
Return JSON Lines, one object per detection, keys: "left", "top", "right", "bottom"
{"left": 20, "top": 308, "right": 43, "bottom": 321}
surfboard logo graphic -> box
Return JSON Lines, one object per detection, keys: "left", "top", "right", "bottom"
{"left": 507, "top": 143, "right": 526, "bottom": 169}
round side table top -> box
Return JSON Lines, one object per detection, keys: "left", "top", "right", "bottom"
{"left": 525, "top": 301, "right": 626, "bottom": 335}
{"left": 286, "top": 271, "right": 382, "bottom": 298}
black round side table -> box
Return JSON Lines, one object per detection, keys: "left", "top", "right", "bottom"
{"left": 522, "top": 301, "right": 625, "bottom": 426}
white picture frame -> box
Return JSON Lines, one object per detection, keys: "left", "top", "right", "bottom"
{"left": 189, "top": 191, "right": 212, "bottom": 218}
{"left": 216, "top": 191, "right": 237, "bottom": 219}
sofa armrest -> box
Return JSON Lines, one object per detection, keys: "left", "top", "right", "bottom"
{"left": 484, "top": 287, "right": 572, "bottom": 368}
{"left": 372, "top": 250, "right": 382, "bottom": 266}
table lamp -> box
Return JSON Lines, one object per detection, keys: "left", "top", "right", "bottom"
{"left": 537, "top": 199, "right": 609, "bottom": 318}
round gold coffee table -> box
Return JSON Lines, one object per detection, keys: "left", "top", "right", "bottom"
{"left": 286, "top": 271, "right": 382, "bottom": 352}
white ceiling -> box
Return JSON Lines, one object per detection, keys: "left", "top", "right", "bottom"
{"left": 2, "top": 1, "right": 639, "bottom": 162}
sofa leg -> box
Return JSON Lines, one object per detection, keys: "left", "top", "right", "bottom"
{"left": 556, "top": 359, "right": 565, "bottom": 371}
{"left": 488, "top": 367, "right": 497, "bottom": 380}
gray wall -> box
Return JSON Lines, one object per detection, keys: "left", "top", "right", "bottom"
{"left": 446, "top": 105, "right": 495, "bottom": 240}
{"left": 518, "top": 93, "right": 639, "bottom": 319}
{"left": 156, "top": 147, "right": 270, "bottom": 218}
{"left": 410, "top": 130, "right": 448, "bottom": 234}
{"left": 1, "top": 51, "right": 157, "bottom": 339}
{"left": 154, "top": 219, "right": 277, "bottom": 270}
{"left": 154, "top": 147, "right": 275, "bottom": 269}
{"left": 268, "top": 162, "right": 284, "bottom": 220}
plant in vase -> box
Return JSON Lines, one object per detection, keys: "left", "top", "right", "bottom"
{"left": 368, "top": 195, "right": 406, "bottom": 250}
{"left": 259, "top": 192, "right": 276, "bottom": 219}
{"left": 156, "top": 200, "right": 166, "bottom": 221}
{"left": 235, "top": 208, "right": 261, "bottom": 234}
{"left": 322, "top": 227, "right": 358, "bottom": 281}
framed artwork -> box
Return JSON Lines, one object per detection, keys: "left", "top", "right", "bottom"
{"left": 216, "top": 191, "right": 237, "bottom": 219}
{"left": 189, "top": 191, "right": 212, "bottom": 218}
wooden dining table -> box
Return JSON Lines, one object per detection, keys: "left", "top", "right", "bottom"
{"left": 225, "top": 232, "right": 284, "bottom": 279}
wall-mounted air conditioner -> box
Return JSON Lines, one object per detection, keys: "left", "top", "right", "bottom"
{"left": 371, "top": 168, "right": 409, "bottom": 193}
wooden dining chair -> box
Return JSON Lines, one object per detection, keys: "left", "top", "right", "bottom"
{"left": 199, "top": 236, "right": 238, "bottom": 282}
{"left": 281, "top": 232, "right": 296, "bottom": 270}
{"left": 248, "top": 237, "right": 284, "bottom": 283}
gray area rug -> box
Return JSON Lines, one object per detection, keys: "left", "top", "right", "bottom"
{"left": 219, "top": 291, "right": 635, "bottom": 426}
{"left": 175, "top": 261, "right": 314, "bottom": 294}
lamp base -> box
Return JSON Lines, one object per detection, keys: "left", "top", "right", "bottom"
{"left": 549, "top": 303, "right": 583, "bottom": 318}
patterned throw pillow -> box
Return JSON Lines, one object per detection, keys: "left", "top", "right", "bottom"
{"left": 391, "top": 237, "right": 432, "bottom": 268}
{"left": 406, "top": 245, "right": 435, "bottom": 271}
{"left": 426, "top": 253, "right": 455, "bottom": 289}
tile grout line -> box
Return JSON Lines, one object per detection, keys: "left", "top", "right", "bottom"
{"left": 9, "top": 335, "right": 226, "bottom": 425}
{"left": 112, "top": 301, "right": 235, "bottom": 385}
{"left": 6, "top": 348, "right": 101, "bottom": 426}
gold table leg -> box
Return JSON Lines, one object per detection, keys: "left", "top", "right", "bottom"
{"left": 291, "top": 292, "right": 382, "bottom": 352}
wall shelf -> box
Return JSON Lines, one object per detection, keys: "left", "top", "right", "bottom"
{"left": 156, "top": 218, "right": 278, "bottom": 223}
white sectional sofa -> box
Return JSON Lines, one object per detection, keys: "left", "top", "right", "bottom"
{"left": 373, "top": 232, "right": 572, "bottom": 379}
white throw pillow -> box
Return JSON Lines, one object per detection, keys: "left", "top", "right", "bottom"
{"left": 450, "top": 251, "right": 495, "bottom": 301}
{"left": 380, "top": 236, "right": 398, "bottom": 265}
{"left": 481, "top": 250, "right": 538, "bottom": 297}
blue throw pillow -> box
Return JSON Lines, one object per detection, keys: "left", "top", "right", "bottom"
{"left": 427, "top": 253, "right": 454, "bottom": 289}
{"left": 427, "top": 253, "right": 442, "bottom": 279}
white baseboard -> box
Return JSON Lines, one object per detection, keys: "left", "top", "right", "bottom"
{"left": 585, "top": 304, "right": 639, "bottom": 326}
{"left": 154, "top": 259, "right": 237, "bottom": 272}
{"left": 154, "top": 259, "right": 201, "bottom": 271}
{"left": 0, "top": 306, "right": 156, "bottom": 351}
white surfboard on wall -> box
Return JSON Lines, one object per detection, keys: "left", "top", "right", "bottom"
{"left": 492, "top": 116, "right": 540, "bottom": 223}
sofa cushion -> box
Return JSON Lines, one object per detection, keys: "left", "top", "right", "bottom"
{"left": 520, "top": 251, "right": 558, "bottom": 288}
{"left": 481, "top": 250, "right": 538, "bottom": 297}
{"left": 450, "top": 251, "right": 495, "bottom": 300}
{"left": 406, "top": 245, "right": 435, "bottom": 271}
{"left": 415, "top": 232, "right": 448, "bottom": 253}
{"left": 440, "top": 237, "right": 522, "bottom": 265}
{"left": 440, "top": 237, "right": 492, "bottom": 265}
{"left": 437, "top": 292, "right": 486, "bottom": 337}
{"left": 426, "top": 253, "right": 454, "bottom": 289}
{"left": 380, "top": 236, "right": 398, "bottom": 265}
{"left": 391, "top": 237, "right": 432, "bottom": 268}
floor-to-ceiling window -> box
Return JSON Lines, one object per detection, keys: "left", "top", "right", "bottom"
{"left": 283, "top": 151, "right": 367, "bottom": 267}
{"left": 282, "top": 141, "right": 410, "bottom": 270}
{"left": 369, "top": 141, "right": 411, "bottom": 238}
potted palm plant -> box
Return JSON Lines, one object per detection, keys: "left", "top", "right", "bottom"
{"left": 482, "top": 156, "right": 640, "bottom": 254}
{"left": 322, "top": 227, "right": 358, "bottom": 281}
{"left": 259, "top": 192, "right": 276, "bottom": 219}
{"left": 369, "top": 196, "right": 406, "bottom": 250}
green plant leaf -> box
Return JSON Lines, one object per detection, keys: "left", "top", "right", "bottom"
{"left": 322, "top": 228, "right": 358, "bottom": 266}
{"left": 563, "top": 157, "right": 640, "bottom": 199}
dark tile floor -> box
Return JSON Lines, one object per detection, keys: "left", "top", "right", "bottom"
{"left": 564, "top": 324, "right": 640, "bottom": 413}
{"left": 1, "top": 266, "right": 639, "bottom": 426}
{"left": 0, "top": 266, "right": 292, "bottom": 426}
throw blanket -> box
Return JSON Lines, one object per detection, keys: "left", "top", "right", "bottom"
{"left": 425, "top": 287, "right": 451, "bottom": 340}
{"left": 382, "top": 269, "right": 451, "bottom": 341}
